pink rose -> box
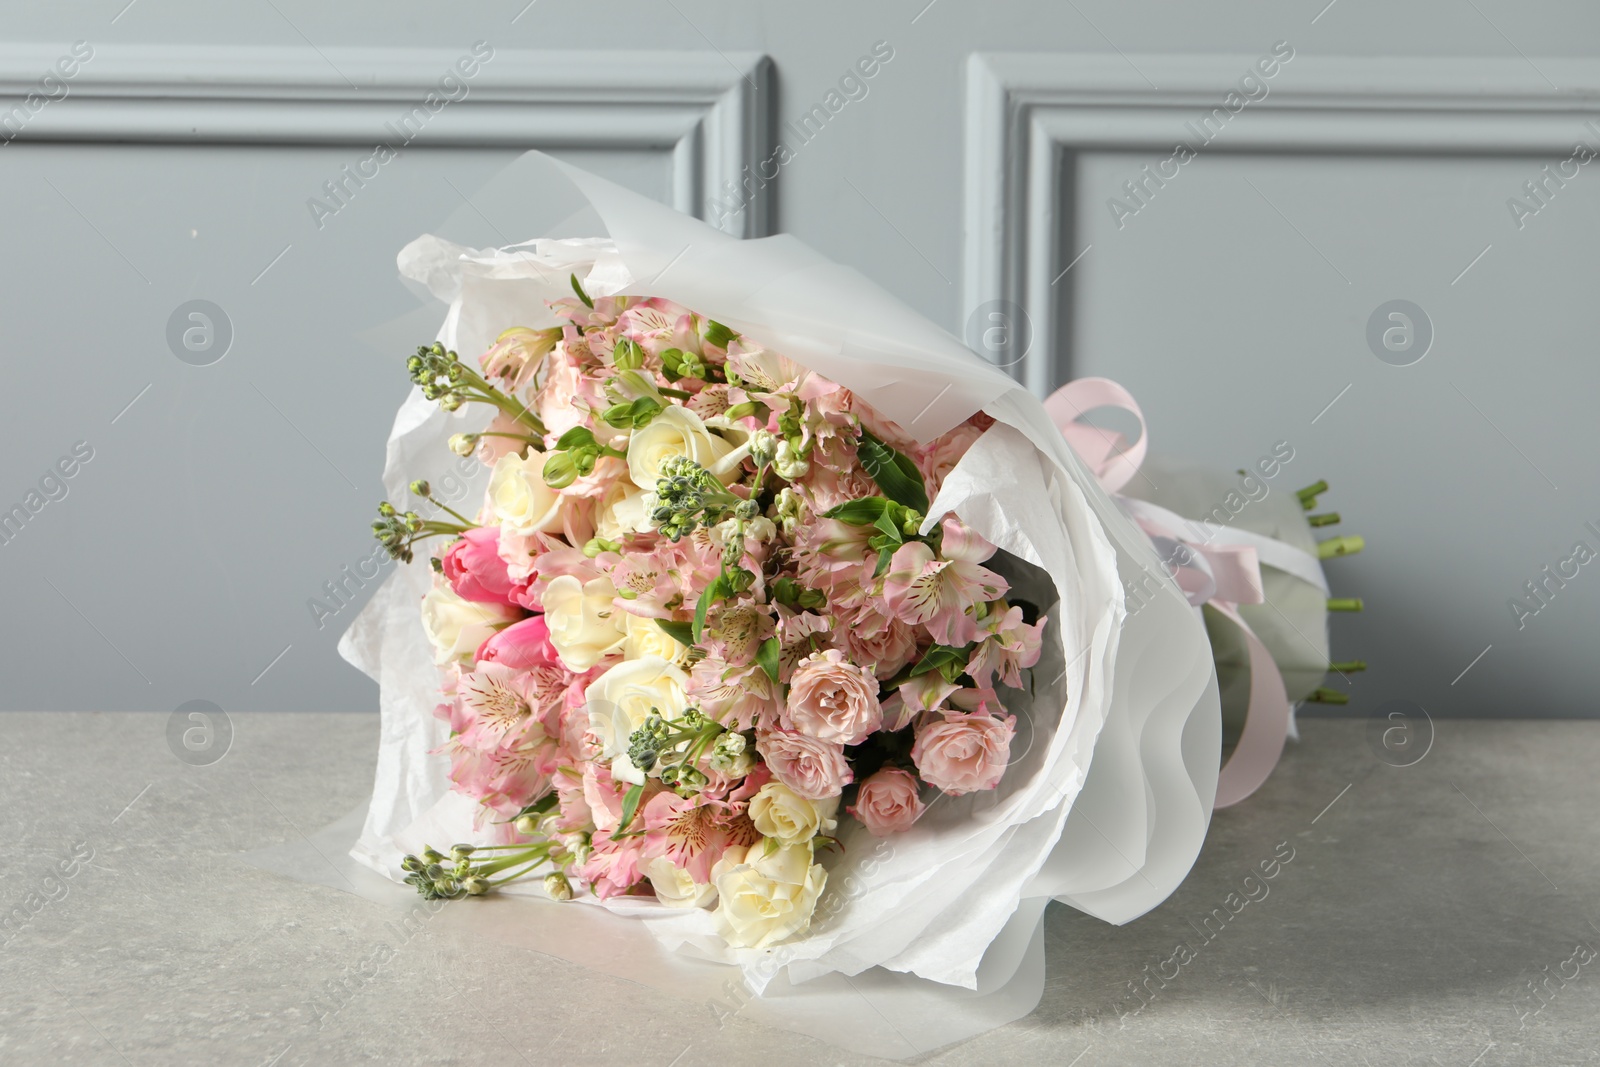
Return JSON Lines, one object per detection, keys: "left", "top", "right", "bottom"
{"left": 847, "top": 767, "right": 927, "bottom": 837}
{"left": 835, "top": 605, "right": 919, "bottom": 681}
{"left": 781, "top": 649, "right": 882, "bottom": 746}
{"left": 476, "top": 615, "right": 558, "bottom": 671}
{"left": 756, "top": 727, "right": 853, "bottom": 800}
{"left": 442, "top": 527, "right": 518, "bottom": 605}
{"left": 911, "top": 709, "right": 1016, "bottom": 796}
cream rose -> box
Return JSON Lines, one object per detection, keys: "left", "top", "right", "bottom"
{"left": 419, "top": 579, "right": 519, "bottom": 666}
{"left": 488, "top": 450, "right": 565, "bottom": 535}
{"left": 626, "top": 405, "right": 743, "bottom": 489}
{"left": 712, "top": 841, "right": 828, "bottom": 949}
{"left": 594, "top": 478, "right": 653, "bottom": 542}
{"left": 749, "top": 782, "right": 838, "bottom": 845}
{"left": 543, "top": 575, "right": 627, "bottom": 671}
{"left": 584, "top": 654, "right": 691, "bottom": 765}
{"left": 643, "top": 855, "right": 717, "bottom": 908}
{"left": 622, "top": 611, "right": 686, "bottom": 663}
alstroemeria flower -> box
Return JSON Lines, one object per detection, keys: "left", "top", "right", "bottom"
{"left": 967, "top": 605, "right": 1048, "bottom": 690}
{"left": 642, "top": 791, "right": 732, "bottom": 884}
{"left": 881, "top": 518, "right": 1009, "bottom": 646}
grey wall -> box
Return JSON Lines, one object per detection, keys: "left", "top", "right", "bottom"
{"left": 3, "top": 0, "right": 1598, "bottom": 720}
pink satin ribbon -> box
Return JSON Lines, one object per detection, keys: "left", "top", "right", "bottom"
{"left": 1045, "top": 377, "right": 1294, "bottom": 809}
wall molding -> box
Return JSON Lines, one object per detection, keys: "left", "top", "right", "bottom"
{"left": 0, "top": 44, "right": 774, "bottom": 236}
{"left": 965, "top": 52, "right": 1600, "bottom": 393}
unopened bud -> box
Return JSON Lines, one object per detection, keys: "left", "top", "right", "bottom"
{"left": 543, "top": 451, "right": 579, "bottom": 489}
{"left": 749, "top": 429, "right": 778, "bottom": 467}
{"left": 544, "top": 872, "right": 574, "bottom": 901}
{"left": 514, "top": 814, "right": 540, "bottom": 836}
{"left": 448, "top": 433, "right": 476, "bottom": 456}
{"left": 449, "top": 844, "right": 475, "bottom": 861}
{"left": 463, "top": 877, "right": 491, "bottom": 896}
{"left": 774, "top": 440, "right": 809, "bottom": 480}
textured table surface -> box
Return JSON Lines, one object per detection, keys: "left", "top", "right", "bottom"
{"left": 1, "top": 712, "right": 1596, "bottom": 1066}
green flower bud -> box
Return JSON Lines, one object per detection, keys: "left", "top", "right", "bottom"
{"left": 583, "top": 536, "right": 623, "bottom": 559}
{"left": 543, "top": 451, "right": 579, "bottom": 489}
{"left": 513, "top": 814, "right": 540, "bottom": 836}
{"left": 449, "top": 844, "right": 475, "bottom": 861}
{"left": 613, "top": 338, "right": 645, "bottom": 371}
{"left": 448, "top": 434, "right": 476, "bottom": 457}
{"left": 544, "top": 872, "right": 574, "bottom": 901}
{"left": 464, "top": 877, "right": 491, "bottom": 896}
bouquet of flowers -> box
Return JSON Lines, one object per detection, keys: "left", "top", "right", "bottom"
{"left": 340, "top": 153, "right": 1276, "bottom": 1045}
{"left": 373, "top": 286, "right": 1048, "bottom": 948}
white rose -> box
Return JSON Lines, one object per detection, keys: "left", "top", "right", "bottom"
{"left": 622, "top": 611, "right": 686, "bottom": 663}
{"left": 626, "top": 405, "right": 744, "bottom": 489}
{"left": 712, "top": 841, "right": 828, "bottom": 949}
{"left": 420, "top": 579, "right": 519, "bottom": 666}
{"left": 748, "top": 783, "right": 838, "bottom": 846}
{"left": 584, "top": 654, "right": 691, "bottom": 763}
{"left": 544, "top": 575, "right": 626, "bottom": 671}
{"left": 488, "top": 450, "right": 565, "bottom": 535}
{"left": 643, "top": 856, "right": 717, "bottom": 909}
{"left": 595, "top": 478, "right": 653, "bottom": 542}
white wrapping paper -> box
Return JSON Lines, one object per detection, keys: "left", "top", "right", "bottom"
{"left": 336, "top": 152, "right": 1220, "bottom": 1055}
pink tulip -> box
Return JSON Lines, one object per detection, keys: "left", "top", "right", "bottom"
{"left": 442, "top": 526, "right": 518, "bottom": 605}
{"left": 475, "top": 614, "right": 558, "bottom": 670}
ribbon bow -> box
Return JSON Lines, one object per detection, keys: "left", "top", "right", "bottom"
{"left": 1046, "top": 378, "right": 1328, "bottom": 808}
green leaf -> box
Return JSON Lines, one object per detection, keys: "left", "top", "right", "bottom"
{"left": 756, "top": 636, "right": 781, "bottom": 684}
{"left": 858, "top": 431, "right": 929, "bottom": 514}
{"left": 909, "top": 644, "right": 968, "bottom": 679}
{"left": 762, "top": 835, "right": 781, "bottom": 858}
{"left": 656, "top": 619, "right": 695, "bottom": 647}
{"left": 612, "top": 783, "right": 645, "bottom": 840}
{"left": 510, "top": 792, "right": 559, "bottom": 822}
{"left": 872, "top": 509, "right": 905, "bottom": 543}
{"left": 555, "top": 426, "right": 596, "bottom": 451}
{"left": 824, "top": 497, "right": 892, "bottom": 526}
{"left": 873, "top": 546, "right": 895, "bottom": 578}
{"left": 693, "top": 574, "right": 730, "bottom": 643}
{"left": 570, "top": 273, "right": 594, "bottom": 308}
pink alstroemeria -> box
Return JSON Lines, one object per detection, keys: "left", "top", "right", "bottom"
{"left": 617, "top": 298, "right": 698, "bottom": 358}
{"left": 687, "top": 653, "right": 779, "bottom": 731}
{"left": 967, "top": 605, "right": 1047, "bottom": 690}
{"left": 579, "top": 834, "right": 647, "bottom": 899}
{"left": 454, "top": 662, "right": 556, "bottom": 750}
{"left": 642, "top": 791, "right": 731, "bottom": 884}
{"left": 881, "top": 517, "right": 1009, "bottom": 646}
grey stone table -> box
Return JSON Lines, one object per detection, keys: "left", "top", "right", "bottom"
{"left": 1, "top": 713, "right": 1596, "bottom": 1066}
